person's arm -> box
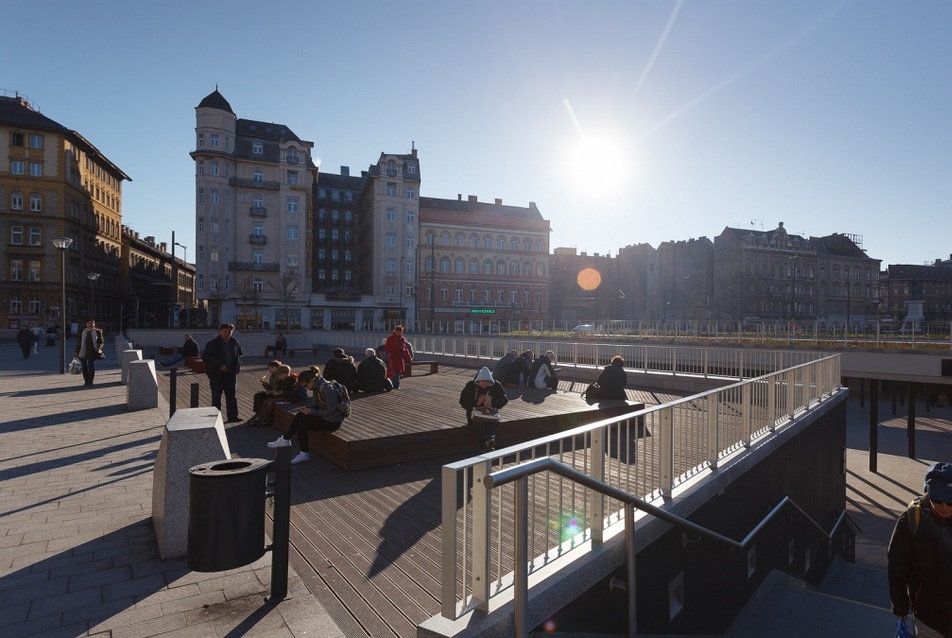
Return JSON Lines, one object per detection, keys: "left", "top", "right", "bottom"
{"left": 887, "top": 512, "right": 913, "bottom": 617}
{"left": 490, "top": 384, "right": 509, "bottom": 409}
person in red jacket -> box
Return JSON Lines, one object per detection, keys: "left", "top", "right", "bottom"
{"left": 384, "top": 325, "right": 412, "bottom": 389}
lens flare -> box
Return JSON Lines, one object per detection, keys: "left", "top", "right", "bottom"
{"left": 577, "top": 268, "right": 602, "bottom": 291}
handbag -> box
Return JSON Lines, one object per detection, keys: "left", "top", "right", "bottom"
{"left": 471, "top": 407, "right": 500, "bottom": 422}
{"left": 583, "top": 382, "right": 600, "bottom": 405}
{"left": 69, "top": 357, "right": 83, "bottom": 374}
{"left": 97, "top": 350, "right": 106, "bottom": 359}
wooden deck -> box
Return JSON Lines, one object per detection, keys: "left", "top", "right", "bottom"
{"left": 154, "top": 358, "right": 668, "bottom": 637}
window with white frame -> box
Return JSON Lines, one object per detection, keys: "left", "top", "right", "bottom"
{"left": 331, "top": 209, "right": 339, "bottom": 222}
{"left": 497, "top": 290, "right": 504, "bottom": 303}
{"left": 198, "top": 188, "right": 204, "bottom": 204}
{"left": 29, "top": 134, "right": 43, "bottom": 149}
{"left": 440, "top": 257, "right": 450, "bottom": 273}
{"left": 10, "top": 160, "right": 24, "bottom": 175}
{"left": 30, "top": 194, "right": 41, "bottom": 212}
{"left": 253, "top": 169, "right": 263, "bottom": 183}
{"left": 331, "top": 229, "right": 339, "bottom": 241}
{"left": 470, "top": 259, "right": 478, "bottom": 274}
{"left": 345, "top": 210, "right": 353, "bottom": 222}
{"left": 29, "top": 162, "right": 42, "bottom": 177}
{"left": 287, "top": 225, "right": 299, "bottom": 240}
{"left": 406, "top": 236, "right": 414, "bottom": 249}
{"left": 406, "top": 163, "right": 416, "bottom": 174}
{"left": 11, "top": 226, "right": 23, "bottom": 244}
{"left": 10, "top": 192, "right": 23, "bottom": 210}
{"left": 331, "top": 269, "right": 339, "bottom": 281}
{"left": 287, "top": 197, "right": 299, "bottom": 213}
{"left": 287, "top": 171, "right": 299, "bottom": 185}
{"left": 28, "top": 260, "right": 41, "bottom": 281}
{"left": 29, "top": 227, "right": 41, "bottom": 245}
{"left": 484, "top": 235, "right": 492, "bottom": 249}
{"left": 253, "top": 141, "right": 263, "bottom": 154}
{"left": 10, "top": 296, "right": 22, "bottom": 314}
{"left": 406, "top": 260, "right": 413, "bottom": 273}
{"left": 344, "top": 250, "right": 352, "bottom": 262}
{"left": 252, "top": 278, "right": 263, "bottom": 292}
{"left": 455, "top": 288, "right": 463, "bottom": 302}
{"left": 197, "top": 133, "right": 204, "bottom": 147}
{"left": 387, "top": 285, "right": 396, "bottom": 296}
{"left": 386, "top": 182, "right": 397, "bottom": 196}
{"left": 344, "top": 270, "right": 352, "bottom": 282}
{"left": 331, "top": 249, "right": 339, "bottom": 261}
{"left": 440, "top": 288, "right": 448, "bottom": 302}
{"left": 386, "top": 207, "right": 396, "bottom": 222}
{"left": 253, "top": 196, "right": 263, "bottom": 209}
{"left": 510, "top": 291, "right": 517, "bottom": 303}
{"left": 252, "top": 223, "right": 264, "bottom": 237}
{"left": 386, "top": 233, "right": 396, "bottom": 247}
{"left": 406, "top": 188, "right": 415, "bottom": 199}
{"left": 455, "top": 258, "right": 464, "bottom": 273}
{"left": 209, "top": 161, "right": 219, "bottom": 176}
{"left": 9, "top": 259, "right": 22, "bottom": 281}
{"left": 406, "top": 210, "right": 415, "bottom": 224}
{"left": 252, "top": 250, "right": 263, "bottom": 265}
{"left": 331, "top": 189, "right": 340, "bottom": 201}
{"left": 210, "top": 133, "right": 219, "bottom": 148}
{"left": 386, "top": 258, "right": 396, "bottom": 272}
{"left": 210, "top": 188, "right": 219, "bottom": 204}
{"left": 210, "top": 249, "right": 219, "bottom": 263}
{"left": 29, "top": 296, "right": 41, "bottom": 314}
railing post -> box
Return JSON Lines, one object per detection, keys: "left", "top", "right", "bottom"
{"left": 514, "top": 475, "right": 529, "bottom": 638}
{"left": 659, "top": 407, "right": 674, "bottom": 495}
{"left": 742, "top": 382, "right": 752, "bottom": 446}
{"left": 707, "top": 393, "right": 718, "bottom": 467}
{"left": 767, "top": 373, "right": 777, "bottom": 431}
{"left": 591, "top": 424, "right": 607, "bottom": 543}
{"left": 625, "top": 502, "right": 637, "bottom": 638}
{"left": 786, "top": 369, "right": 796, "bottom": 423}
{"left": 440, "top": 464, "right": 460, "bottom": 619}
{"left": 471, "top": 461, "right": 491, "bottom": 611}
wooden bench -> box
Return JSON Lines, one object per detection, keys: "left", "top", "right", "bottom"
{"left": 185, "top": 357, "right": 205, "bottom": 373}
{"left": 264, "top": 346, "right": 295, "bottom": 357}
{"left": 404, "top": 360, "right": 438, "bottom": 376}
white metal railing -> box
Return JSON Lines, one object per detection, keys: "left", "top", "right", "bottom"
{"left": 439, "top": 354, "right": 841, "bottom": 621}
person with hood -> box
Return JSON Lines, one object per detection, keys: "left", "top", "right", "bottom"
{"left": 73, "top": 319, "right": 105, "bottom": 386}
{"left": 593, "top": 355, "right": 629, "bottom": 401}
{"left": 16, "top": 325, "right": 34, "bottom": 359}
{"left": 323, "top": 347, "right": 358, "bottom": 393}
{"left": 504, "top": 350, "right": 534, "bottom": 387}
{"left": 356, "top": 347, "right": 392, "bottom": 392}
{"left": 459, "top": 367, "right": 509, "bottom": 452}
{"left": 888, "top": 462, "right": 952, "bottom": 637}
{"left": 201, "top": 323, "right": 244, "bottom": 423}
{"left": 267, "top": 367, "right": 346, "bottom": 464}
{"left": 529, "top": 350, "right": 558, "bottom": 391}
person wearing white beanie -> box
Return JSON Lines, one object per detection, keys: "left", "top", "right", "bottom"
{"left": 459, "top": 367, "right": 509, "bottom": 452}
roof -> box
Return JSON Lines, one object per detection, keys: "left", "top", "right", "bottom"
{"left": 236, "top": 118, "right": 303, "bottom": 143}
{"left": 317, "top": 171, "right": 365, "bottom": 191}
{"left": 419, "top": 196, "right": 544, "bottom": 220}
{"left": 887, "top": 264, "right": 952, "bottom": 281}
{"left": 196, "top": 89, "right": 234, "bottom": 114}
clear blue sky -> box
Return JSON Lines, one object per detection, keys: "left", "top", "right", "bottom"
{"left": 7, "top": 1, "right": 950, "bottom": 267}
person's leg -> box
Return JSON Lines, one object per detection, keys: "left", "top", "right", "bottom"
{"left": 87, "top": 358, "right": 97, "bottom": 385}
{"left": 252, "top": 391, "right": 267, "bottom": 413}
{"left": 391, "top": 371, "right": 401, "bottom": 389}
{"left": 223, "top": 373, "right": 239, "bottom": 420}
{"left": 80, "top": 359, "right": 92, "bottom": 385}
{"left": 208, "top": 374, "right": 223, "bottom": 411}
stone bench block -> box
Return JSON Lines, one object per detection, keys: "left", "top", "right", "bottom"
{"left": 127, "top": 360, "right": 159, "bottom": 411}
{"left": 151, "top": 407, "right": 231, "bottom": 560}
{"left": 114, "top": 336, "right": 133, "bottom": 364}
{"left": 121, "top": 349, "right": 142, "bottom": 385}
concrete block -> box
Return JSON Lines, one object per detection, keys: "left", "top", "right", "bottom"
{"left": 121, "top": 349, "right": 142, "bottom": 385}
{"left": 114, "top": 336, "right": 133, "bottom": 364}
{"left": 151, "top": 408, "right": 231, "bottom": 560}
{"left": 127, "top": 360, "right": 159, "bottom": 411}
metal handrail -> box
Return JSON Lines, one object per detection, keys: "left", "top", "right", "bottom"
{"left": 485, "top": 457, "right": 854, "bottom": 638}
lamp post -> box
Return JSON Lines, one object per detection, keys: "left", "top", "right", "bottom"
{"left": 87, "top": 272, "right": 100, "bottom": 317}
{"left": 52, "top": 237, "right": 73, "bottom": 374}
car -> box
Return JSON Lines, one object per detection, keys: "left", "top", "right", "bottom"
{"left": 571, "top": 324, "right": 595, "bottom": 334}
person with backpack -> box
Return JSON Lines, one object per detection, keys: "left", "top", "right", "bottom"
{"left": 887, "top": 462, "right": 952, "bottom": 638}
{"left": 267, "top": 366, "right": 350, "bottom": 464}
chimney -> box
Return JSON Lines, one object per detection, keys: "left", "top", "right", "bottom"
{"left": 340, "top": 165, "right": 349, "bottom": 177}
{"left": 468, "top": 195, "right": 477, "bottom": 203}
{"left": 458, "top": 194, "right": 462, "bottom": 201}
{"left": 494, "top": 198, "right": 502, "bottom": 206}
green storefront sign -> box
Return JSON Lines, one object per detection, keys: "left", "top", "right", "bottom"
{"left": 470, "top": 308, "right": 496, "bottom": 315}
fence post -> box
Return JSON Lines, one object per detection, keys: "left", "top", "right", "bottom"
{"left": 659, "top": 406, "right": 674, "bottom": 495}
{"left": 471, "top": 460, "right": 492, "bottom": 611}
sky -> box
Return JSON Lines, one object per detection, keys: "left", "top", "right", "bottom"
{"left": 6, "top": 1, "right": 950, "bottom": 267}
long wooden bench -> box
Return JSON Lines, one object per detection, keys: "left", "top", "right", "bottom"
{"left": 404, "top": 360, "right": 438, "bottom": 376}
{"left": 264, "top": 345, "right": 296, "bottom": 357}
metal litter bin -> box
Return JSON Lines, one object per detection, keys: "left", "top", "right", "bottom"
{"left": 187, "top": 457, "right": 271, "bottom": 572}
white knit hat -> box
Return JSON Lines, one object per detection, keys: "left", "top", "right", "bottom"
{"left": 474, "top": 367, "right": 493, "bottom": 383}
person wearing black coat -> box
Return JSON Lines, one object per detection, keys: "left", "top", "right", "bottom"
{"left": 356, "top": 348, "right": 393, "bottom": 392}
{"left": 459, "top": 367, "right": 509, "bottom": 451}
{"left": 493, "top": 350, "right": 518, "bottom": 384}
{"left": 504, "top": 350, "right": 534, "bottom": 387}
{"left": 594, "top": 355, "right": 628, "bottom": 400}
{"left": 16, "top": 326, "right": 34, "bottom": 359}
{"left": 323, "top": 348, "right": 358, "bottom": 393}
{"left": 201, "top": 323, "right": 244, "bottom": 423}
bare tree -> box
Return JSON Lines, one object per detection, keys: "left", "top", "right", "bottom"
{"left": 207, "top": 281, "right": 229, "bottom": 327}
{"left": 268, "top": 269, "right": 301, "bottom": 330}
{"left": 236, "top": 278, "right": 262, "bottom": 329}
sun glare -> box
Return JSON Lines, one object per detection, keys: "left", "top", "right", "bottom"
{"left": 577, "top": 267, "right": 602, "bottom": 291}
{"left": 561, "top": 128, "right": 634, "bottom": 194}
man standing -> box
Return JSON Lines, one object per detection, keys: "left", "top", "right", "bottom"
{"left": 384, "top": 325, "right": 412, "bottom": 389}
{"left": 73, "top": 319, "right": 105, "bottom": 386}
{"left": 16, "top": 325, "right": 34, "bottom": 359}
{"left": 888, "top": 462, "right": 952, "bottom": 637}
{"left": 202, "top": 323, "right": 244, "bottom": 423}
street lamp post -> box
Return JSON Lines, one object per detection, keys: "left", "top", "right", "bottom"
{"left": 52, "top": 237, "right": 73, "bottom": 374}
{"left": 87, "top": 272, "right": 100, "bottom": 318}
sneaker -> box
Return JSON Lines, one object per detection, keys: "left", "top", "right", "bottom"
{"left": 291, "top": 452, "right": 311, "bottom": 464}
{"left": 267, "top": 437, "right": 291, "bottom": 448}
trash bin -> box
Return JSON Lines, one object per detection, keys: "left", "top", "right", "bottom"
{"left": 187, "top": 457, "right": 272, "bottom": 572}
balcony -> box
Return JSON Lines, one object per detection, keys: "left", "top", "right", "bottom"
{"left": 249, "top": 234, "right": 267, "bottom": 245}
{"left": 286, "top": 155, "right": 299, "bottom": 165}
{"left": 249, "top": 206, "right": 267, "bottom": 218}
{"left": 228, "top": 261, "right": 280, "bottom": 272}
{"left": 229, "top": 176, "right": 280, "bottom": 190}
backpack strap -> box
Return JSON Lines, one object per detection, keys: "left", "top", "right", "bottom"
{"left": 906, "top": 498, "right": 922, "bottom": 538}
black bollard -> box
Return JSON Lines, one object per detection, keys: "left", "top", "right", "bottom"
{"left": 190, "top": 382, "right": 199, "bottom": 408}
{"left": 907, "top": 382, "right": 916, "bottom": 459}
{"left": 869, "top": 382, "right": 879, "bottom": 473}
{"left": 169, "top": 368, "right": 177, "bottom": 418}
{"left": 267, "top": 445, "right": 292, "bottom": 603}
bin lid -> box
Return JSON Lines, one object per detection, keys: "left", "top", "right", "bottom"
{"left": 189, "top": 457, "right": 271, "bottom": 477}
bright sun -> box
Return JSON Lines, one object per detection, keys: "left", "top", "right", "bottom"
{"left": 561, "top": 127, "right": 634, "bottom": 195}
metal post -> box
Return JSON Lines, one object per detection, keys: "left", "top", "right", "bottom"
{"left": 514, "top": 475, "right": 528, "bottom": 638}
{"left": 52, "top": 237, "right": 73, "bottom": 374}
{"left": 869, "top": 381, "right": 879, "bottom": 472}
{"left": 267, "top": 445, "right": 292, "bottom": 602}
{"left": 907, "top": 382, "right": 916, "bottom": 459}
{"left": 190, "top": 383, "right": 199, "bottom": 408}
{"left": 169, "top": 368, "right": 177, "bottom": 418}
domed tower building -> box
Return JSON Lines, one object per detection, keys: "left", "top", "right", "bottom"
{"left": 192, "top": 89, "right": 317, "bottom": 328}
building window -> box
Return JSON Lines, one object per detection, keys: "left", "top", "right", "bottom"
{"left": 345, "top": 270, "right": 353, "bottom": 282}
{"left": 287, "top": 255, "right": 298, "bottom": 267}
{"left": 10, "top": 226, "right": 23, "bottom": 245}
{"left": 331, "top": 189, "right": 340, "bottom": 201}
{"left": 197, "top": 133, "right": 204, "bottom": 147}
{"left": 30, "top": 194, "right": 42, "bottom": 212}
{"left": 29, "top": 162, "right": 43, "bottom": 177}
{"left": 470, "top": 234, "right": 479, "bottom": 248}
{"left": 455, "top": 258, "right": 464, "bottom": 273}
{"left": 455, "top": 288, "right": 463, "bottom": 302}
{"left": 9, "top": 259, "right": 23, "bottom": 281}
{"left": 287, "top": 197, "right": 299, "bottom": 213}
{"left": 28, "top": 134, "right": 43, "bottom": 149}
{"left": 253, "top": 141, "right": 263, "bottom": 154}
{"left": 253, "top": 169, "right": 263, "bottom": 183}
{"left": 405, "top": 260, "right": 413, "bottom": 273}
{"left": 287, "top": 226, "right": 299, "bottom": 240}
{"left": 331, "top": 229, "right": 339, "bottom": 241}
{"left": 406, "top": 188, "right": 415, "bottom": 199}
{"left": 484, "top": 235, "right": 493, "bottom": 249}
{"left": 470, "top": 259, "right": 479, "bottom": 274}
{"left": 318, "top": 270, "right": 326, "bottom": 281}
{"left": 386, "top": 233, "right": 396, "bottom": 247}
{"left": 440, "top": 232, "right": 450, "bottom": 246}
{"left": 253, "top": 196, "right": 263, "bottom": 209}
{"left": 252, "top": 250, "right": 264, "bottom": 265}
{"left": 318, "top": 248, "right": 326, "bottom": 260}
{"left": 210, "top": 133, "right": 219, "bottom": 148}
{"left": 210, "top": 221, "right": 218, "bottom": 233}
{"left": 210, "top": 189, "right": 219, "bottom": 204}
{"left": 287, "top": 170, "right": 299, "bottom": 185}
{"left": 406, "top": 236, "right": 414, "bottom": 249}
{"left": 10, "top": 296, "right": 22, "bottom": 314}
{"left": 10, "top": 132, "right": 24, "bottom": 146}
{"left": 345, "top": 210, "right": 353, "bottom": 222}
{"left": 210, "top": 249, "right": 219, "bottom": 263}
{"left": 331, "top": 249, "right": 339, "bottom": 261}
{"left": 209, "top": 162, "right": 219, "bottom": 176}
{"left": 440, "top": 257, "right": 450, "bottom": 273}
{"left": 406, "top": 210, "right": 415, "bottom": 224}
{"left": 524, "top": 239, "right": 532, "bottom": 252}
{"left": 345, "top": 250, "right": 352, "bottom": 262}
{"left": 456, "top": 233, "right": 465, "bottom": 247}
{"left": 386, "top": 258, "right": 396, "bottom": 272}
{"left": 318, "top": 228, "right": 326, "bottom": 241}
{"left": 28, "top": 260, "right": 41, "bottom": 282}
{"left": 29, "top": 227, "right": 41, "bottom": 245}
{"left": 511, "top": 238, "right": 519, "bottom": 251}
{"left": 10, "top": 160, "right": 24, "bottom": 175}
{"left": 386, "top": 182, "right": 397, "bottom": 196}
{"left": 331, "top": 269, "right": 339, "bottom": 281}
{"left": 406, "top": 163, "right": 416, "bottom": 174}
{"left": 331, "top": 209, "right": 339, "bottom": 222}
{"left": 10, "top": 192, "right": 23, "bottom": 210}
{"left": 386, "top": 207, "right": 396, "bottom": 222}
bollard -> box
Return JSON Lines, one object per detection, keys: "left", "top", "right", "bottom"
{"left": 267, "top": 445, "right": 292, "bottom": 602}
{"left": 190, "top": 382, "right": 199, "bottom": 408}
{"left": 169, "top": 368, "right": 177, "bottom": 418}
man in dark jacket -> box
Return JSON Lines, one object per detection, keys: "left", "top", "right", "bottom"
{"left": 504, "top": 350, "right": 534, "bottom": 387}
{"left": 356, "top": 348, "right": 392, "bottom": 392}
{"left": 888, "top": 462, "right": 952, "bottom": 637}
{"left": 323, "top": 348, "right": 358, "bottom": 393}
{"left": 459, "top": 367, "right": 509, "bottom": 451}
{"left": 201, "top": 323, "right": 244, "bottom": 423}
{"left": 16, "top": 326, "right": 34, "bottom": 359}
{"left": 494, "top": 350, "right": 518, "bottom": 386}
{"left": 594, "top": 355, "right": 628, "bottom": 400}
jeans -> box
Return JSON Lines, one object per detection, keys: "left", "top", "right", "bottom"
{"left": 284, "top": 413, "right": 341, "bottom": 452}
{"left": 80, "top": 358, "right": 97, "bottom": 385}
{"left": 208, "top": 372, "right": 239, "bottom": 420}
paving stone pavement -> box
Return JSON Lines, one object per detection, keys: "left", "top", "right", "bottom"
{"left": 0, "top": 341, "right": 343, "bottom": 638}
